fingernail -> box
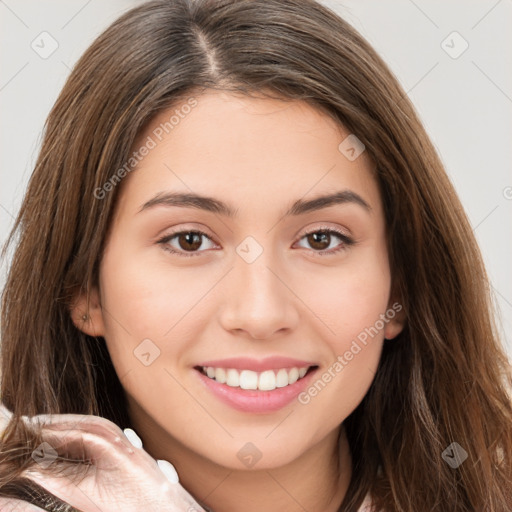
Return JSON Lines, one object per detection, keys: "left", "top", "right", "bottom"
{"left": 123, "top": 428, "right": 143, "bottom": 449}
{"left": 157, "top": 459, "right": 179, "bottom": 484}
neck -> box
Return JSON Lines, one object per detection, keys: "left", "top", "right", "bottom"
{"left": 129, "top": 410, "right": 352, "bottom": 512}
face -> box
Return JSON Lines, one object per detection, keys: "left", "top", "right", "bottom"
{"left": 75, "top": 90, "right": 403, "bottom": 470}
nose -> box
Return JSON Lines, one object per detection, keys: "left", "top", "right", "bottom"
{"left": 218, "top": 247, "right": 300, "bottom": 340}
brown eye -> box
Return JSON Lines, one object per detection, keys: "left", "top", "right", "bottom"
{"left": 296, "top": 228, "right": 354, "bottom": 256}
{"left": 176, "top": 232, "right": 203, "bottom": 252}
{"left": 306, "top": 231, "right": 331, "bottom": 250}
{"left": 158, "top": 230, "right": 216, "bottom": 257}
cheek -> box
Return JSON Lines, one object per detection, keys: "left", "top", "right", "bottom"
{"left": 97, "top": 244, "right": 214, "bottom": 374}
{"left": 300, "top": 248, "right": 391, "bottom": 352}
{"left": 292, "top": 247, "right": 390, "bottom": 416}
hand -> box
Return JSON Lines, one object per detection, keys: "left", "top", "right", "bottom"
{"left": 16, "top": 412, "right": 207, "bottom": 512}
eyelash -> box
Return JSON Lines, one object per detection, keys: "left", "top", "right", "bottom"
{"left": 157, "top": 227, "right": 354, "bottom": 258}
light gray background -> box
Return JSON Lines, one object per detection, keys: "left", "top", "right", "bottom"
{"left": 1, "top": 0, "right": 511, "bottom": 356}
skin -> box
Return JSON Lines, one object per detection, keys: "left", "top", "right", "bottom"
{"left": 73, "top": 90, "right": 404, "bottom": 512}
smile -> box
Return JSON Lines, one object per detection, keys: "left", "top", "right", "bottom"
{"left": 198, "top": 365, "right": 314, "bottom": 391}
{"left": 194, "top": 364, "right": 319, "bottom": 413}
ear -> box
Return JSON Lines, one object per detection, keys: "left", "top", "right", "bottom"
{"left": 70, "top": 286, "right": 105, "bottom": 337}
{"left": 383, "top": 297, "right": 406, "bottom": 341}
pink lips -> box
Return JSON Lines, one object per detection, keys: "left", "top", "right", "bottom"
{"left": 194, "top": 357, "right": 318, "bottom": 413}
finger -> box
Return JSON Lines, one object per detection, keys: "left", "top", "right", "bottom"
{"left": 24, "top": 413, "right": 127, "bottom": 443}
{"left": 37, "top": 427, "right": 136, "bottom": 470}
{"left": 31, "top": 415, "right": 137, "bottom": 458}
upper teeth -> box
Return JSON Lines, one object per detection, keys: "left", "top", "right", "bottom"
{"left": 202, "top": 366, "right": 310, "bottom": 391}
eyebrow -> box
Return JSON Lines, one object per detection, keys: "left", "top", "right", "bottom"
{"left": 138, "top": 189, "right": 371, "bottom": 217}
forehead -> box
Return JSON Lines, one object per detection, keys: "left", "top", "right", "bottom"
{"left": 117, "top": 90, "right": 380, "bottom": 218}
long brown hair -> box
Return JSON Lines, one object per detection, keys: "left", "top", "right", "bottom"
{"left": 1, "top": 0, "right": 511, "bottom": 510}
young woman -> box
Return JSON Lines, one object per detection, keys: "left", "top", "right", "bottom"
{"left": 1, "top": 0, "right": 511, "bottom": 511}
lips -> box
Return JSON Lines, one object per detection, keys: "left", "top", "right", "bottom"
{"left": 193, "top": 356, "right": 319, "bottom": 413}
